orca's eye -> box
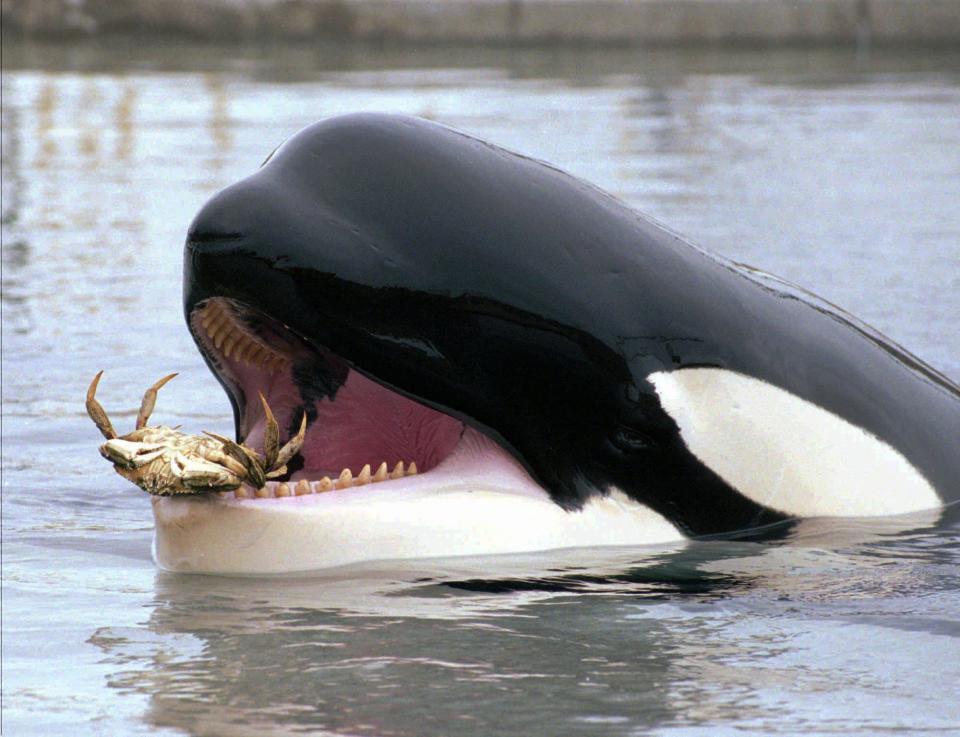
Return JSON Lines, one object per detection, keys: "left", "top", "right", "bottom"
{"left": 611, "top": 426, "right": 655, "bottom": 453}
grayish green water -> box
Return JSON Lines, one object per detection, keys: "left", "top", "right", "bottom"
{"left": 2, "top": 39, "right": 959, "bottom": 736}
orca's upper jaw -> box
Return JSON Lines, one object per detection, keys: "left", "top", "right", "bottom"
{"left": 185, "top": 296, "right": 547, "bottom": 502}
{"left": 178, "top": 114, "right": 627, "bottom": 511}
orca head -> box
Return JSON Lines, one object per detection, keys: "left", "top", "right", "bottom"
{"left": 166, "top": 113, "right": 686, "bottom": 573}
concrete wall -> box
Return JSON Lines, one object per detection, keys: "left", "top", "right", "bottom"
{"left": 3, "top": 0, "right": 959, "bottom": 44}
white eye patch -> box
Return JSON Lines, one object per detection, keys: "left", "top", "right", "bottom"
{"left": 649, "top": 368, "right": 941, "bottom": 518}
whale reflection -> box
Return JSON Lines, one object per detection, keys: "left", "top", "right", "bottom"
{"left": 85, "top": 507, "right": 957, "bottom": 735}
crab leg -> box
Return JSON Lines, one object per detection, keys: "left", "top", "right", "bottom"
{"left": 199, "top": 447, "right": 250, "bottom": 479}
{"left": 136, "top": 373, "right": 178, "bottom": 430}
{"left": 274, "top": 412, "right": 307, "bottom": 470}
{"left": 86, "top": 370, "right": 118, "bottom": 440}
{"left": 259, "top": 392, "right": 280, "bottom": 470}
{"left": 203, "top": 432, "right": 267, "bottom": 489}
{"left": 262, "top": 413, "right": 307, "bottom": 479}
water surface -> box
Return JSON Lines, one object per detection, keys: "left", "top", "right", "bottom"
{"left": 2, "top": 39, "right": 959, "bottom": 736}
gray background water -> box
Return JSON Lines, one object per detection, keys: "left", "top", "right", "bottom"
{"left": 2, "top": 39, "right": 959, "bottom": 736}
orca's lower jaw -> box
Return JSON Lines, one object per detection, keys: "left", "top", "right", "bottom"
{"left": 151, "top": 297, "right": 683, "bottom": 574}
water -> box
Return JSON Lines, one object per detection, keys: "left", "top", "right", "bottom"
{"left": 2, "top": 38, "right": 959, "bottom": 735}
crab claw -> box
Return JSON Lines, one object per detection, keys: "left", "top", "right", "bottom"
{"left": 273, "top": 411, "right": 307, "bottom": 471}
{"left": 99, "top": 438, "right": 165, "bottom": 469}
{"left": 203, "top": 432, "right": 267, "bottom": 489}
{"left": 169, "top": 451, "right": 243, "bottom": 495}
{"left": 259, "top": 392, "right": 280, "bottom": 470}
{"left": 86, "top": 370, "right": 118, "bottom": 440}
{"left": 137, "top": 373, "right": 178, "bottom": 430}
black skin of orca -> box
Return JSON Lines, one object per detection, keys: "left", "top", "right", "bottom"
{"left": 184, "top": 113, "right": 960, "bottom": 537}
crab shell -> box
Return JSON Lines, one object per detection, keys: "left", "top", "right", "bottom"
{"left": 99, "top": 426, "right": 245, "bottom": 496}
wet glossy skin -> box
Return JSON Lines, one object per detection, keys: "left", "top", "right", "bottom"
{"left": 184, "top": 113, "right": 960, "bottom": 536}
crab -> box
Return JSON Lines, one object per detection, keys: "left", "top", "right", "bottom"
{"left": 86, "top": 370, "right": 306, "bottom": 496}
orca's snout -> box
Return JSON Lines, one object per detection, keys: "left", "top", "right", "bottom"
{"left": 182, "top": 177, "right": 302, "bottom": 321}
{"left": 186, "top": 179, "right": 272, "bottom": 245}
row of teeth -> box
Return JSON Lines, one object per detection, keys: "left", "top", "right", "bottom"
{"left": 200, "top": 301, "right": 287, "bottom": 373}
{"left": 222, "top": 460, "right": 419, "bottom": 499}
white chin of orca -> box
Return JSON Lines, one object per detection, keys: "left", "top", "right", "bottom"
{"left": 152, "top": 428, "right": 684, "bottom": 575}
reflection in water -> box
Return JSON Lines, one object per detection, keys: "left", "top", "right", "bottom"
{"left": 86, "top": 514, "right": 960, "bottom": 736}
{"left": 87, "top": 550, "right": 742, "bottom": 736}
{"left": 1, "top": 72, "right": 32, "bottom": 337}
{"left": 200, "top": 74, "right": 233, "bottom": 192}
{"left": 114, "top": 81, "right": 136, "bottom": 163}
{"left": 32, "top": 80, "right": 58, "bottom": 171}
{"left": 78, "top": 78, "right": 103, "bottom": 163}
{"left": 3, "top": 39, "right": 960, "bottom": 736}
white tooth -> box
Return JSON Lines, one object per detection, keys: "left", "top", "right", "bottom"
{"left": 406, "top": 462, "right": 418, "bottom": 476}
{"left": 249, "top": 344, "right": 269, "bottom": 364}
{"left": 235, "top": 343, "right": 254, "bottom": 364}
{"left": 255, "top": 484, "right": 272, "bottom": 499}
{"left": 222, "top": 333, "right": 241, "bottom": 358}
{"left": 205, "top": 307, "right": 226, "bottom": 329}
{"left": 357, "top": 464, "right": 371, "bottom": 485}
{"left": 231, "top": 339, "right": 249, "bottom": 363}
{"left": 337, "top": 468, "right": 353, "bottom": 489}
{"left": 237, "top": 337, "right": 255, "bottom": 361}
{"left": 202, "top": 303, "right": 222, "bottom": 323}
{"left": 390, "top": 461, "right": 405, "bottom": 480}
{"left": 213, "top": 325, "right": 231, "bottom": 349}
{"left": 373, "top": 462, "right": 388, "bottom": 482}
{"left": 276, "top": 483, "right": 291, "bottom": 497}
{"left": 204, "top": 320, "right": 223, "bottom": 341}
{"left": 237, "top": 341, "right": 261, "bottom": 364}
{"left": 257, "top": 348, "right": 277, "bottom": 368}
{"left": 316, "top": 477, "right": 333, "bottom": 492}
{"left": 296, "top": 479, "right": 312, "bottom": 496}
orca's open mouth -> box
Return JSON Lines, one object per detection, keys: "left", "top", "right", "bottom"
{"left": 189, "top": 297, "right": 524, "bottom": 502}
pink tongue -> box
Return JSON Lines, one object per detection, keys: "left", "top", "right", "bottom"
{"left": 242, "top": 365, "right": 464, "bottom": 476}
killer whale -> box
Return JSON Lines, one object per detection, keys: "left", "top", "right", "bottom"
{"left": 158, "top": 113, "right": 959, "bottom": 573}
